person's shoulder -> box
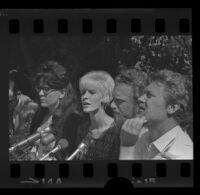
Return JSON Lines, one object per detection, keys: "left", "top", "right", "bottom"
{"left": 168, "top": 126, "right": 193, "bottom": 159}
{"left": 176, "top": 126, "right": 193, "bottom": 146}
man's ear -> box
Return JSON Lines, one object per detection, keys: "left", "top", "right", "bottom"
{"left": 167, "top": 104, "right": 180, "bottom": 114}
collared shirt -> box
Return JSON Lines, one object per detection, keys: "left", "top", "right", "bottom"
{"left": 120, "top": 125, "right": 193, "bottom": 160}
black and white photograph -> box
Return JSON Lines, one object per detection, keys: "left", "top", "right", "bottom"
{"left": 8, "top": 35, "right": 193, "bottom": 161}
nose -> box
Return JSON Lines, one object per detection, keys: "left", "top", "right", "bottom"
{"left": 138, "top": 94, "right": 147, "bottom": 103}
{"left": 110, "top": 100, "right": 117, "bottom": 109}
{"left": 82, "top": 91, "right": 90, "bottom": 100}
{"left": 38, "top": 89, "right": 45, "bottom": 96}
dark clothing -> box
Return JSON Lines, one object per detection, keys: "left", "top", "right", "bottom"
{"left": 76, "top": 121, "right": 121, "bottom": 160}
{"left": 58, "top": 113, "right": 83, "bottom": 159}
{"left": 29, "top": 107, "right": 83, "bottom": 160}
{"left": 29, "top": 107, "right": 48, "bottom": 135}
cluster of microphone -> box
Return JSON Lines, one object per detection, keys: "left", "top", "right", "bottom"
{"left": 9, "top": 126, "right": 92, "bottom": 161}
{"left": 9, "top": 127, "right": 52, "bottom": 153}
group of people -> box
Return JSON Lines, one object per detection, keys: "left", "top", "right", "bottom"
{"left": 9, "top": 60, "right": 193, "bottom": 161}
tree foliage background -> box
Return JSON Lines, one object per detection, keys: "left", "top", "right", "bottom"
{"left": 11, "top": 35, "right": 192, "bottom": 138}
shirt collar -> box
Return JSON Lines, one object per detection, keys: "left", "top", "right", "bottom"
{"left": 150, "top": 125, "right": 181, "bottom": 152}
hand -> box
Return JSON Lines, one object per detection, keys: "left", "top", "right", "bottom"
{"left": 121, "top": 116, "right": 147, "bottom": 136}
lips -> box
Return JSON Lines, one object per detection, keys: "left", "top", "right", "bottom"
{"left": 138, "top": 107, "right": 145, "bottom": 112}
{"left": 138, "top": 104, "right": 146, "bottom": 114}
{"left": 82, "top": 102, "right": 90, "bottom": 106}
{"left": 40, "top": 99, "right": 45, "bottom": 102}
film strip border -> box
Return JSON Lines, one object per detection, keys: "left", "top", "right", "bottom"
{"left": 8, "top": 161, "right": 193, "bottom": 188}
{"left": 0, "top": 9, "right": 191, "bottom": 35}
{"left": 1, "top": 9, "right": 193, "bottom": 188}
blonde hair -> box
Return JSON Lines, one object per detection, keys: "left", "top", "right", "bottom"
{"left": 79, "top": 70, "right": 115, "bottom": 105}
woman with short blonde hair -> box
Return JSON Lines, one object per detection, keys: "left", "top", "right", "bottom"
{"left": 79, "top": 70, "right": 115, "bottom": 108}
{"left": 75, "top": 70, "right": 120, "bottom": 160}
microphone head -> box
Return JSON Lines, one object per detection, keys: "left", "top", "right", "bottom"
{"left": 41, "top": 133, "right": 55, "bottom": 145}
{"left": 78, "top": 142, "right": 87, "bottom": 149}
{"left": 58, "top": 139, "right": 69, "bottom": 150}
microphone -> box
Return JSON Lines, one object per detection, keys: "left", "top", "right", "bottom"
{"left": 9, "top": 127, "right": 51, "bottom": 153}
{"left": 66, "top": 137, "right": 94, "bottom": 161}
{"left": 39, "top": 139, "right": 69, "bottom": 161}
{"left": 66, "top": 142, "right": 86, "bottom": 161}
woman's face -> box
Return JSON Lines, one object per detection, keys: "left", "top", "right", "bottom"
{"left": 37, "top": 85, "right": 63, "bottom": 109}
{"left": 80, "top": 81, "right": 103, "bottom": 113}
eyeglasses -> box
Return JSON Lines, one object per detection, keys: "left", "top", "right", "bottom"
{"left": 35, "top": 87, "right": 56, "bottom": 96}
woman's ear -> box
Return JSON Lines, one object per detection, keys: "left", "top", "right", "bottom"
{"left": 59, "top": 89, "right": 66, "bottom": 99}
{"left": 101, "top": 96, "right": 109, "bottom": 104}
{"left": 167, "top": 104, "right": 180, "bottom": 115}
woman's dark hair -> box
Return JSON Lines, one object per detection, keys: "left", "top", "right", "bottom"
{"left": 31, "top": 61, "right": 83, "bottom": 140}
{"left": 35, "top": 61, "right": 70, "bottom": 90}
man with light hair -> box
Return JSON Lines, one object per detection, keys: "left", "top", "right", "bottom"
{"left": 119, "top": 69, "right": 193, "bottom": 160}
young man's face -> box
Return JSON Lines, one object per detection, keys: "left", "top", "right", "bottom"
{"left": 111, "top": 83, "right": 137, "bottom": 120}
{"left": 138, "top": 82, "right": 168, "bottom": 123}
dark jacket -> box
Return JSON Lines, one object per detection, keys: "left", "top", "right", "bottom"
{"left": 30, "top": 105, "right": 83, "bottom": 160}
